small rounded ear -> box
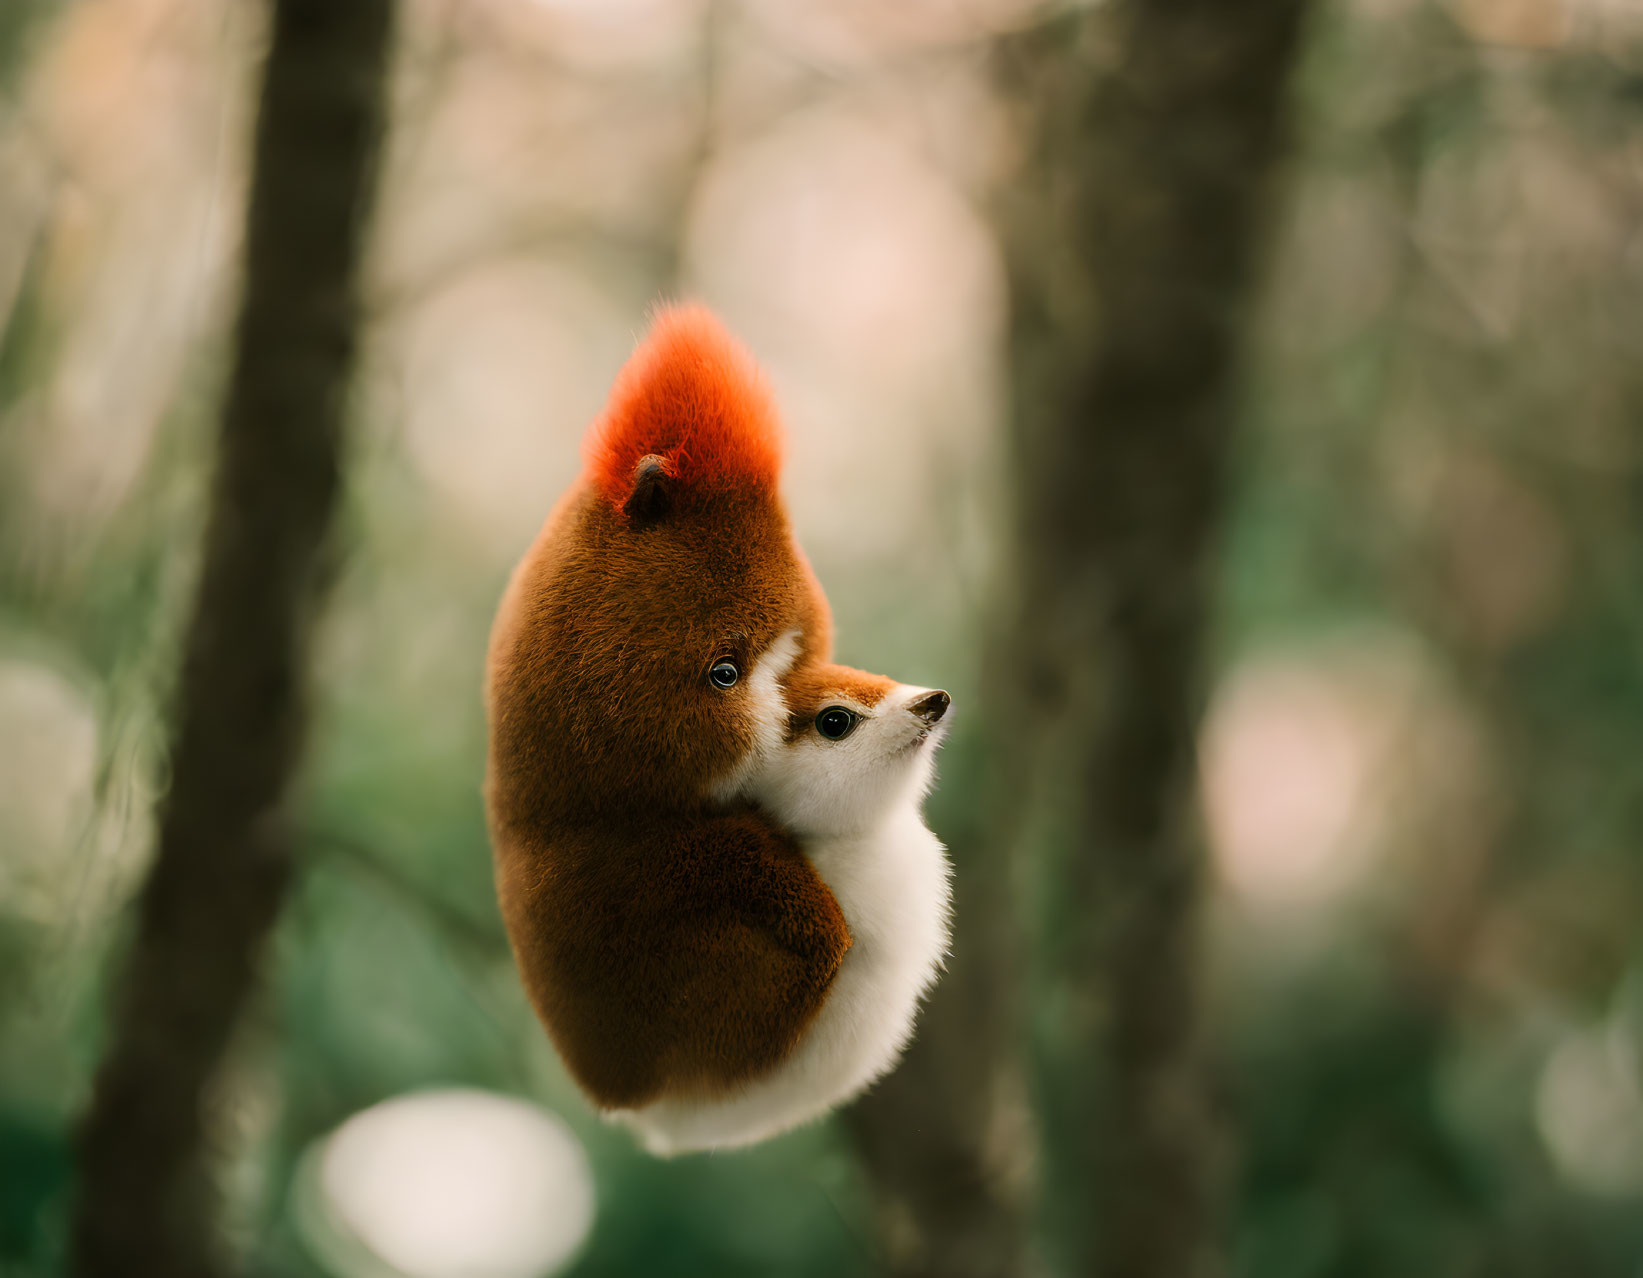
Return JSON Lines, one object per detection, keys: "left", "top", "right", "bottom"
{"left": 623, "top": 454, "right": 674, "bottom": 525}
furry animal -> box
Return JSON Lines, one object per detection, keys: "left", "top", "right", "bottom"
{"left": 485, "top": 304, "right": 950, "bottom": 1150}
{"left": 617, "top": 664, "right": 953, "bottom": 1154}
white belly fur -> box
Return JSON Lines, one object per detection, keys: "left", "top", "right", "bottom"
{"left": 616, "top": 808, "right": 952, "bottom": 1155}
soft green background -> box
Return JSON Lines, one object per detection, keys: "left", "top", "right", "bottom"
{"left": 3, "top": 0, "right": 1642, "bottom": 1274}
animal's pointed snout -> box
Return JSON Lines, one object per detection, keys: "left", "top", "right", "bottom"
{"left": 910, "top": 690, "right": 950, "bottom": 725}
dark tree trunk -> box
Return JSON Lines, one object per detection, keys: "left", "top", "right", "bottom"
{"left": 69, "top": 3, "right": 394, "bottom": 1275}
{"left": 848, "top": 7, "right": 1312, "bottom": 1276}
{"left": 995, "top": 4, "right": 1311, "bottom": 1276}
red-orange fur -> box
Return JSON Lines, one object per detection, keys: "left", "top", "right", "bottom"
{"left": 486, "top": 306, "right": 848, "bottom": 1109}
{"left": 583, "top": 304, "right": 783, "bottom": 510}
{"left": 782, "top": 666, "right": 896, "bottom": 740}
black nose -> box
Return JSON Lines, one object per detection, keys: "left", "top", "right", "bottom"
{"left": 910, "top": 690, "right": 950, "bottom": 724}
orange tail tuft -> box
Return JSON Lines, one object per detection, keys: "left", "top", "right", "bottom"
{"left": 584, "top": 303, "right": 784, "bottom": 508}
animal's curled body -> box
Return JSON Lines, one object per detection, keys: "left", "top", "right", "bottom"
{"left": 619, "top": 666, "right": 952, "bottom": 1153}
{"left": 485, "top": 306, "right": 951, "bottom": 1153}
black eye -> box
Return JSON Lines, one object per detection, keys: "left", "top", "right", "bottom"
{"left": 709, "top": 660, "right": 740, "bottom": 690}
{"left": 816, "top": 707, "right": 859, "bottom": 741}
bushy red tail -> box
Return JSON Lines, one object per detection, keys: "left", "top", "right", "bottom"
{"left": 584, "top": 304, "right": 783, "bottom": 508}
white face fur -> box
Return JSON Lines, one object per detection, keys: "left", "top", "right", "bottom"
{"left": 704, "top": 630, "right": 801, "bottom": 806}
{"left": 746, "top": 683, "right": 950, "bottom": 840}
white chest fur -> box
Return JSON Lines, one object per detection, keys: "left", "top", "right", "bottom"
{"left": 618, "top": 806, "right": 952, "bottom": 1155}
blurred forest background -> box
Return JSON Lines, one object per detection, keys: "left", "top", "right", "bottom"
{"left": 2, "top": 0, "right": 1643, "bottom": 1276}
